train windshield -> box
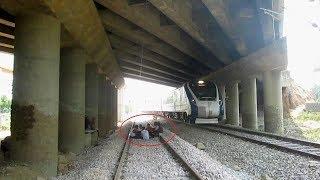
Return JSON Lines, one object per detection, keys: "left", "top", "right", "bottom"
{"left": 189, "top": 81, "right": 217, "bottom": 101}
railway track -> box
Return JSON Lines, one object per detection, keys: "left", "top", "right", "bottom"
{"left": 113, "top": 125, "right": 203, "bottom": 180}
{"left": 175, "top": 121, "right": 320, "bottom": 160}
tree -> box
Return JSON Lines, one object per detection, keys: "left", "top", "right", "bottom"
{"left": 0, "top": 96, "right": 11, "bottom": 113}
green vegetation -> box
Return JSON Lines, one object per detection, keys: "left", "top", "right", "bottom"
{"left": 296, "top": 111, "right": 320, "bottom": 123}
{"left": 302, "top": 129, "right": 320, "bottom": 142}
{"left": 0, "top": 96, "right": 11, "bottom": 113}
{"left": 291, "top": 111, "right": 320, "bottom": 143}
{"left": 0, "top": 96, "right": 11, "bottom": 131}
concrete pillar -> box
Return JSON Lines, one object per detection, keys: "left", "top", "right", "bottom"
{"left": 85, "top": 64, "right": 99, "bottom": 129}
{"left": 241, "top": 78, "right": 258, "bottom": 130}
{"left": 59, "top": 48, "right": 86, "bottom": 154}
{"left": 98, "top": 75, "right": 107, "bottom": 137}
{"left": 105, "top": 80, "right": 113, "bottom": 134}
{"left": 218, "top": 85, "right": 226, "bottom": 120}
{"left": 113, "top": 87, "right": 118, "bottom": 128}
{"left": 11, "top": 12, "right": 60, "bottom": 176}
{"left": 263, "top": 70, "right": 283, "bottom": 133}
{"left": 225, "top": 82, "right": 239, "bottom": 126}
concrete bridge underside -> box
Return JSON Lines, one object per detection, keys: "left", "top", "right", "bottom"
{"left": 0, "top": 0, "right": 287, "bottom": 178}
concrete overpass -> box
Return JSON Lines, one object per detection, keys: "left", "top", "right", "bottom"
{"left": 0, "top": 0, "right": 287, "bottom": 177}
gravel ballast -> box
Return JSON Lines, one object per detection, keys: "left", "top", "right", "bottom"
{"left": 172, "top": 123, "right": 320, "bottom": 179}
{"left": 161, "top": 131, "right": 252, "bottom": 180}
{"left": 53, "top": 133, "right": 126, "bottom": 180}
{"left": 122, "top": 138, "right": 191, "bottom": 180}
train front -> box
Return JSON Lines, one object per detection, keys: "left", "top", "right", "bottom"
{"left": 186, "top": 81, "right": 221, "bottom": 124}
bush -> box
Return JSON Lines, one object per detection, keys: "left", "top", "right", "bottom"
{"left": 0, "top": 96, "right": 11, "bottom": 113}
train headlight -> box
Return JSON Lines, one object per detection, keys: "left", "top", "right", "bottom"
{"left": 198, "top": 80, "right": 205, "bottom": 85}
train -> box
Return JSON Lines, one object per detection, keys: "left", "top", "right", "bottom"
{"left": 146, "top": 81, "right": 224, "bottom": 124}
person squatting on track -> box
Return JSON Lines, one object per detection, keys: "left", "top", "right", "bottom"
{"left": 130, "top": 122, "right": 163, "bottom": 140}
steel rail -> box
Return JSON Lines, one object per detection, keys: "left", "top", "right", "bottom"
{"left": 175, "top": 120, "right": 320, "bottom": 160}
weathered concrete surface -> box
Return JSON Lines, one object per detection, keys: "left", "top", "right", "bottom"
{"left": 59, "top": 48, "right": 86, "bottom": 154}
{"left": 241, "top": 78, "right": 258, "bottom": 130}
{"left": 85, "top": 64, "right": 99, "bottom": 128}
{"left": 98, "top": 75, "right": 108, "bottom": 137}
{"left": 218, "top": 85, "right": 226, "bottom": 120}
{"left": 225, "top": 82, "right": 239, "bottom": 126}
{"left": 0, "top": 0, "right": 124, "bottom": 87}
{"left": 109, "top": 34, "right": 199, "bottom": 77}
{"left": 117, "top": 53, "right": 188, "bottom": 82}
{"left": 95, "top": 0, "right": 222, "bottom": 69}
{"left": 199, "top": 0, "right": 245, "bottom": 55}
{"left": 203, "top": 38, "right": 287, "bottom": 83}
{"left": 148, "top": 0, "right": 233, "bottom": 64}
{"left": 115, "top": 50, "right": 191, "bottom": 80}
{"left": 257, "top": 0, "right": 284, "bottom": 44}
{"left": 99, "top": 9, "right": 210, "bottom": 72}
{"left": 263, "top": 70, "right": 283, "bottom": 134}
{"left": 121, "top": 65, "right": 183, "bottom": 84}
{"left": 10, "top": 12, "right": 60, "bottom": 176}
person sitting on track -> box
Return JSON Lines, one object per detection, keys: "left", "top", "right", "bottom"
{"left": 153, "top": 122, "right": 164, "bottom": 137}
{"left": 131, "top": 124, "right": 142, "bottom": 139}
{"left": 146, "top": 123, "right": 155, "bottom": 138}
{"left": 141, "top": 126, "right": 150, "bottom": 140}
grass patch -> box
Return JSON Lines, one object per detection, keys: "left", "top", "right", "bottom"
{"left": 302, "top": 129, "right": 320, "bottom": 142}
{"left": 296, "top": 112, "right": 320, "bottom": 123}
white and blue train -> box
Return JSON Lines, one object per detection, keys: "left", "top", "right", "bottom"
{"left": 147, "top": 81, "right": 224, "bottom": 124}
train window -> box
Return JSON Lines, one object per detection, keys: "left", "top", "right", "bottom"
{"left": 189, "top": 81, "right": 217, "bottom": 101}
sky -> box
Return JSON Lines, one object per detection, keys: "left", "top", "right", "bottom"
{"left": 284, "top": 0, "right": 320, "bottom": 89}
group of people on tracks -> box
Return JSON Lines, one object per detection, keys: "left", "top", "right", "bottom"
{"left": 130, "top": 122, "right": 163, "bottom": 140}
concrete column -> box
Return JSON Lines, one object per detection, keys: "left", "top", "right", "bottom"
{"left": 225, "top": 82, "right": 239, "bottom": 126}
{"left": 85, "top": 64, "right": 99, "bottom": 129}
{"left": 241, "top": 78, "right": 258, "bottom": 130}
{"left": 263, "top": 70, "right": 283, "bottom": 133}
{"left": 59, "top": 48, "right": 86, "bottom": 154}
{"left": 105, "top": 80, "right": 113, "bottom": 134}
{"left": 113, "top": 87, "right": 118, "bottom": 128}
{"left": 218, "top": 85, "right": 226, "bottom": 120}
{"left": 11, "top": 12, "right": 60, "bottom": 176}
{"left": 98, "top": 75, "right": 107, "bottom": 137}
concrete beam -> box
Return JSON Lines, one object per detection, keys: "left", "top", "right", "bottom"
{"left": 0, "top": 23, "right": 14, "bottom": 39}
{"left": 95, "top": 0, "right": 223, "bottom": 69}
{"left": 148, "top": 0, "right": 233, "bottom": 64}
{"left": 0, "top": 45, "right": 13, "bottom": 54}
{"left": 120, "top": 63, "right": 185, "bottom": 83}
{"left": 99, "top": 9, "right": 210, "bottom": 72}
{"left": 122, "top": 69, "right": 182, "bottom": 85}
{"left": 124, "top": 73, "right": 179, "bottom": 87}
{"left": 202, "top": 39, "right": 287, "bottom": 83}
{"left": 109, "top": 34, "right": 199, "bottom": 77}
{"left": 0, "top": 0, "right": 124, "bottom": 87}
{"left": 115, "top": 50, "right": 192, "bottom": 80}
{"left": 0, "top": 35, "right": 13, "bottom": 46}
{"left": 199, "top": 0, "right": 246, "bottom": 56}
